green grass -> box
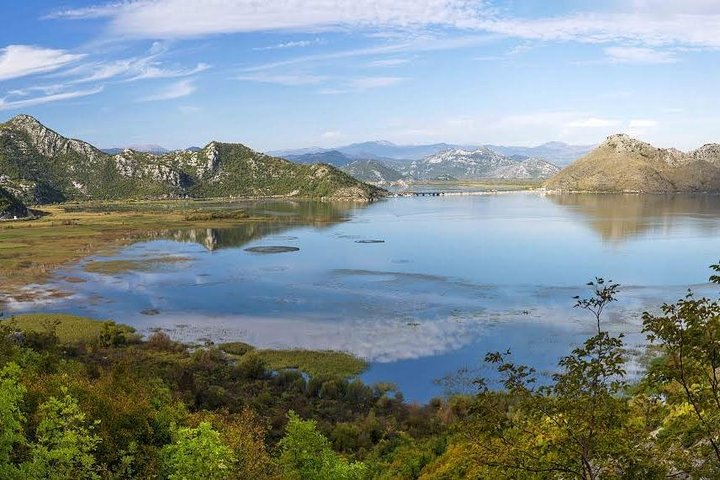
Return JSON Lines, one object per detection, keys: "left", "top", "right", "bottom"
{"left": 255, "top": 349, "right": 368, "bottom": 378}
{"left": 4, "top": 313, "right": 137, "bottom": 344}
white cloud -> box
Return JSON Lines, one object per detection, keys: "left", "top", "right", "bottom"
{"left": 242, "top": 35, "right": 494, "bottom": 73}
{"left": 349, "top": 76, "right": 405, "bottom": 89}
{"left": 567, "top": 117, "right": 623, "bottom": 128}
{"left": 321, "top": 130, "right": 342, "bottom": 140}
{"left": 140, "top": 79, "right": 195, "bottom": 101}
{"left": 253, "top": 38, "right": 324, "bottom": 51}
{"left": 604, "top": 46, "right": 677, "bottom": 64}
{"left": 0, "top": 45, "right": 85, "bottom": 81}
{"left": 0, "top": 86, "right": 103, "bottom": 111}
{"left": 629, "top": 119, "right": 658, "bottom": 128}
{"left": 65, "top": 56, "right": 210, "bottom": 84}
{"left": 50, "top": 1, "right": 720, "bottom": 52}
{"left": 367, "top": 58, "right": 410, "bottom": 67}
{"left": 50, "top": 0, "right": 490, "bottom": 39}
{"left": 237, "top": 73, "right": 328, "bottom": 86}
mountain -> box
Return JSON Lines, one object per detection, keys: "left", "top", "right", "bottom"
{"left": 545, "top": 134, "right": 720, "bottom": 193}
{"left": 406, "top": 148, "right": 560, "bottom": 180}
{"left": 274, "top": 140, "right": 594, "bottom": 164}
{"left": 486, "top": 142, "right": 595, "bottom": 166}
{"left": 341, "top": 159, "right": 405, "bottom": 184}
{"left": 283, "top": 150, "right": 355, "bottom": 167}
{"left": 0, "top": 114, "right": 385, "bottom": 203}
{"left": 0, "top": 185, "right": 28, "bottom": 219}
{"left": 102, "top": 144, "right": 169, "bottom": 155}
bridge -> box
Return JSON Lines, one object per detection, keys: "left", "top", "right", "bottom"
{"left": 394, "top": 190, "right": 505, "bottom": 197}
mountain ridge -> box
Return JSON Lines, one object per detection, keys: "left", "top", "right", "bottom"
{"left": 0, "top": 115, "right": 385, "bottom": 203}
{"left": 545, "top": 134, "right": 720, "bottom": 193}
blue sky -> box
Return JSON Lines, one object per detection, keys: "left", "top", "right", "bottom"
{"left": 1, "top": 0, "right": 719, "bottom": 151}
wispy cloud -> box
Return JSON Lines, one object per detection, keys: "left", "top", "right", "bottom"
{"left": 253, "top": 38, "right": 325, "bottom": 51}
{"left": 318, "top": 76, "right": 406, "bottom": 94}
{"left": 367, "top": 58, "right": 410, "bottom": 67}
{"left": 237, "top": 73, "right": 328, "bottom": 86}
{"left": 348, "top": 76, "right": 405, "bottom": 89}
{"left": 49, "top": 0, "right": 490, "bottom": 39}
{"left": 0, "top": 45, "right": 85, "bottom": 81}
{"left": 64, "top": 56, "right": 210, "bottom": 84}
{"left": 603, "top": 46, "right": 677, "bottom": 64}
{"left": 140, "top": 79, "right": 195, "bottom": 101}
{"left": 0, "top": 86, "right": 103, "bottom": 111}
{"left": 49, "top": 0, "right": 720, "bottom": 52}
{"left": 567, "top": 117, "right": 623, "bottom": 128}
{"left": 241, "top": 35, "right": 495, "bottom": 73}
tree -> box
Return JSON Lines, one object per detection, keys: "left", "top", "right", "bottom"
{"left": 278, "top": 411, "right": 367, "bottom": 480}
{"left": 161, "top": 421, "right": 236, "bottom": 480}
{"left": 25, "top": 387, "right": 101, "bottom": 480}
{"left": 0, "top": 363, "right": 25, "bottom": 478}
{"left": 454, "top": 279, "right": 665, "bottom": 479}
{"left": 642, "top": 263, "right": 720, "bottom": 476}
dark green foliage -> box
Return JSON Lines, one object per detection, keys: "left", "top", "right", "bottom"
{"left": 0, "top": 187, "right": 27, "bottom": 219}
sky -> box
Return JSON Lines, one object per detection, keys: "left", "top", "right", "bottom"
{"left": 0, "top": 0, "right": 719, "bottom": 151}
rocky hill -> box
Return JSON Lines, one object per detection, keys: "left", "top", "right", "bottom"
{"left": 0, "top": 186, "right": 28, "bottom": 219}
{"left": 406, "top": 148, "right": 560, "bottom": 180}
{"left": 0, "top": 115, "right": 384, "bottom": 203}
{"left": 544, "top": 134, "right": 720, "bottom": 193}
{"left": 341, "top": 159, "right": 405, "bottom": 184}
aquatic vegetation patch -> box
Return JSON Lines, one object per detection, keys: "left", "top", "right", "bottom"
{"left": 84, "top": 255, "right": 193, "bottom": 274}
{"left": 244, "top": 246, "right": 300, "bottom": 254}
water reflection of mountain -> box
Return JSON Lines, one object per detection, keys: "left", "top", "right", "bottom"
{"left": 547, "top": 193, "right": 720, "bottom": 242}
{"left": 146, "top": 199, "right": 366, "bottom": 251}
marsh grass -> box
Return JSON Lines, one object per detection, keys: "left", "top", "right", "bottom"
{"left": 256, "top": 349, "right": 368, "bottom": 378}
{"left": 4, "top": 312, "right": 138, "bottom": 344}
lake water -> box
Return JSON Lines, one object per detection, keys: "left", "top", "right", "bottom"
{"left": 11, "top": 193, "right": 720, "bottom": 401}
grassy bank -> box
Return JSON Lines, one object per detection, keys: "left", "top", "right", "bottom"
{"left": 0, "top": 201, "right": 285, "bottom": 303}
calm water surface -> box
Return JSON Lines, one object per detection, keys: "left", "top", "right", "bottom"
{"left": 12, "top": 193, "right": 720, "bottom": 401}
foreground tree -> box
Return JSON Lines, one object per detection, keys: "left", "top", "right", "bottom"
{"left": 278, "top": 411, "right": 368, "bottom": 480}
{"left": 25, "top": 388, "right": 102, "bottom": 480}
{"left": 642, "top": 263, "right": 720, "bottom": 476}
{"left": 161, "top": 422, "right": 236, "bottom": 480}
{"left": 437, "top": 279, "right": 665, "bottom": 479}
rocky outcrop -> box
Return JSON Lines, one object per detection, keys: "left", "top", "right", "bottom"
{"left": 545, "top": 134, "right": 720, "bottom": 193}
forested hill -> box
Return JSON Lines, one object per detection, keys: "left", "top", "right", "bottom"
{"left": 0, "top": 114, "right": 385, "bottom": 204}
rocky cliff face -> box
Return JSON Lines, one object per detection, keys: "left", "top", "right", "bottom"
{"left": 545, "top": 134, "right": 720, "bottom": 193}
{"left": 0, "top": 115, "right": 385, "bottom": 203}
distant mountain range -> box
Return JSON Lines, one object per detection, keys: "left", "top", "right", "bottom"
{"left": 272, "top": 140, "right": 593, "bottom": 164}
{"left": 407, "top": 148, "right": 560, "bottom": 180}
{"left": 276, "top": 145, "right": 561, "bottom": 183}
{"left": 101, "top": 144, "right": 201, "bottom": 155}
{"left": 545, "top": 134, "right": 720, "bottom": 192}
{"left": 0, "top": 115, "right": 384, "bottom": 207}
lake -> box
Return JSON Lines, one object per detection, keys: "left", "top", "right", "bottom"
{"left": 10, "top": 193, "right": 720, "bottom": 401}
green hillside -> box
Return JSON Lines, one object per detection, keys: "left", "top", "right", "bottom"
{"left": 0, "top": 114, "right": 386, "bottom": 204}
